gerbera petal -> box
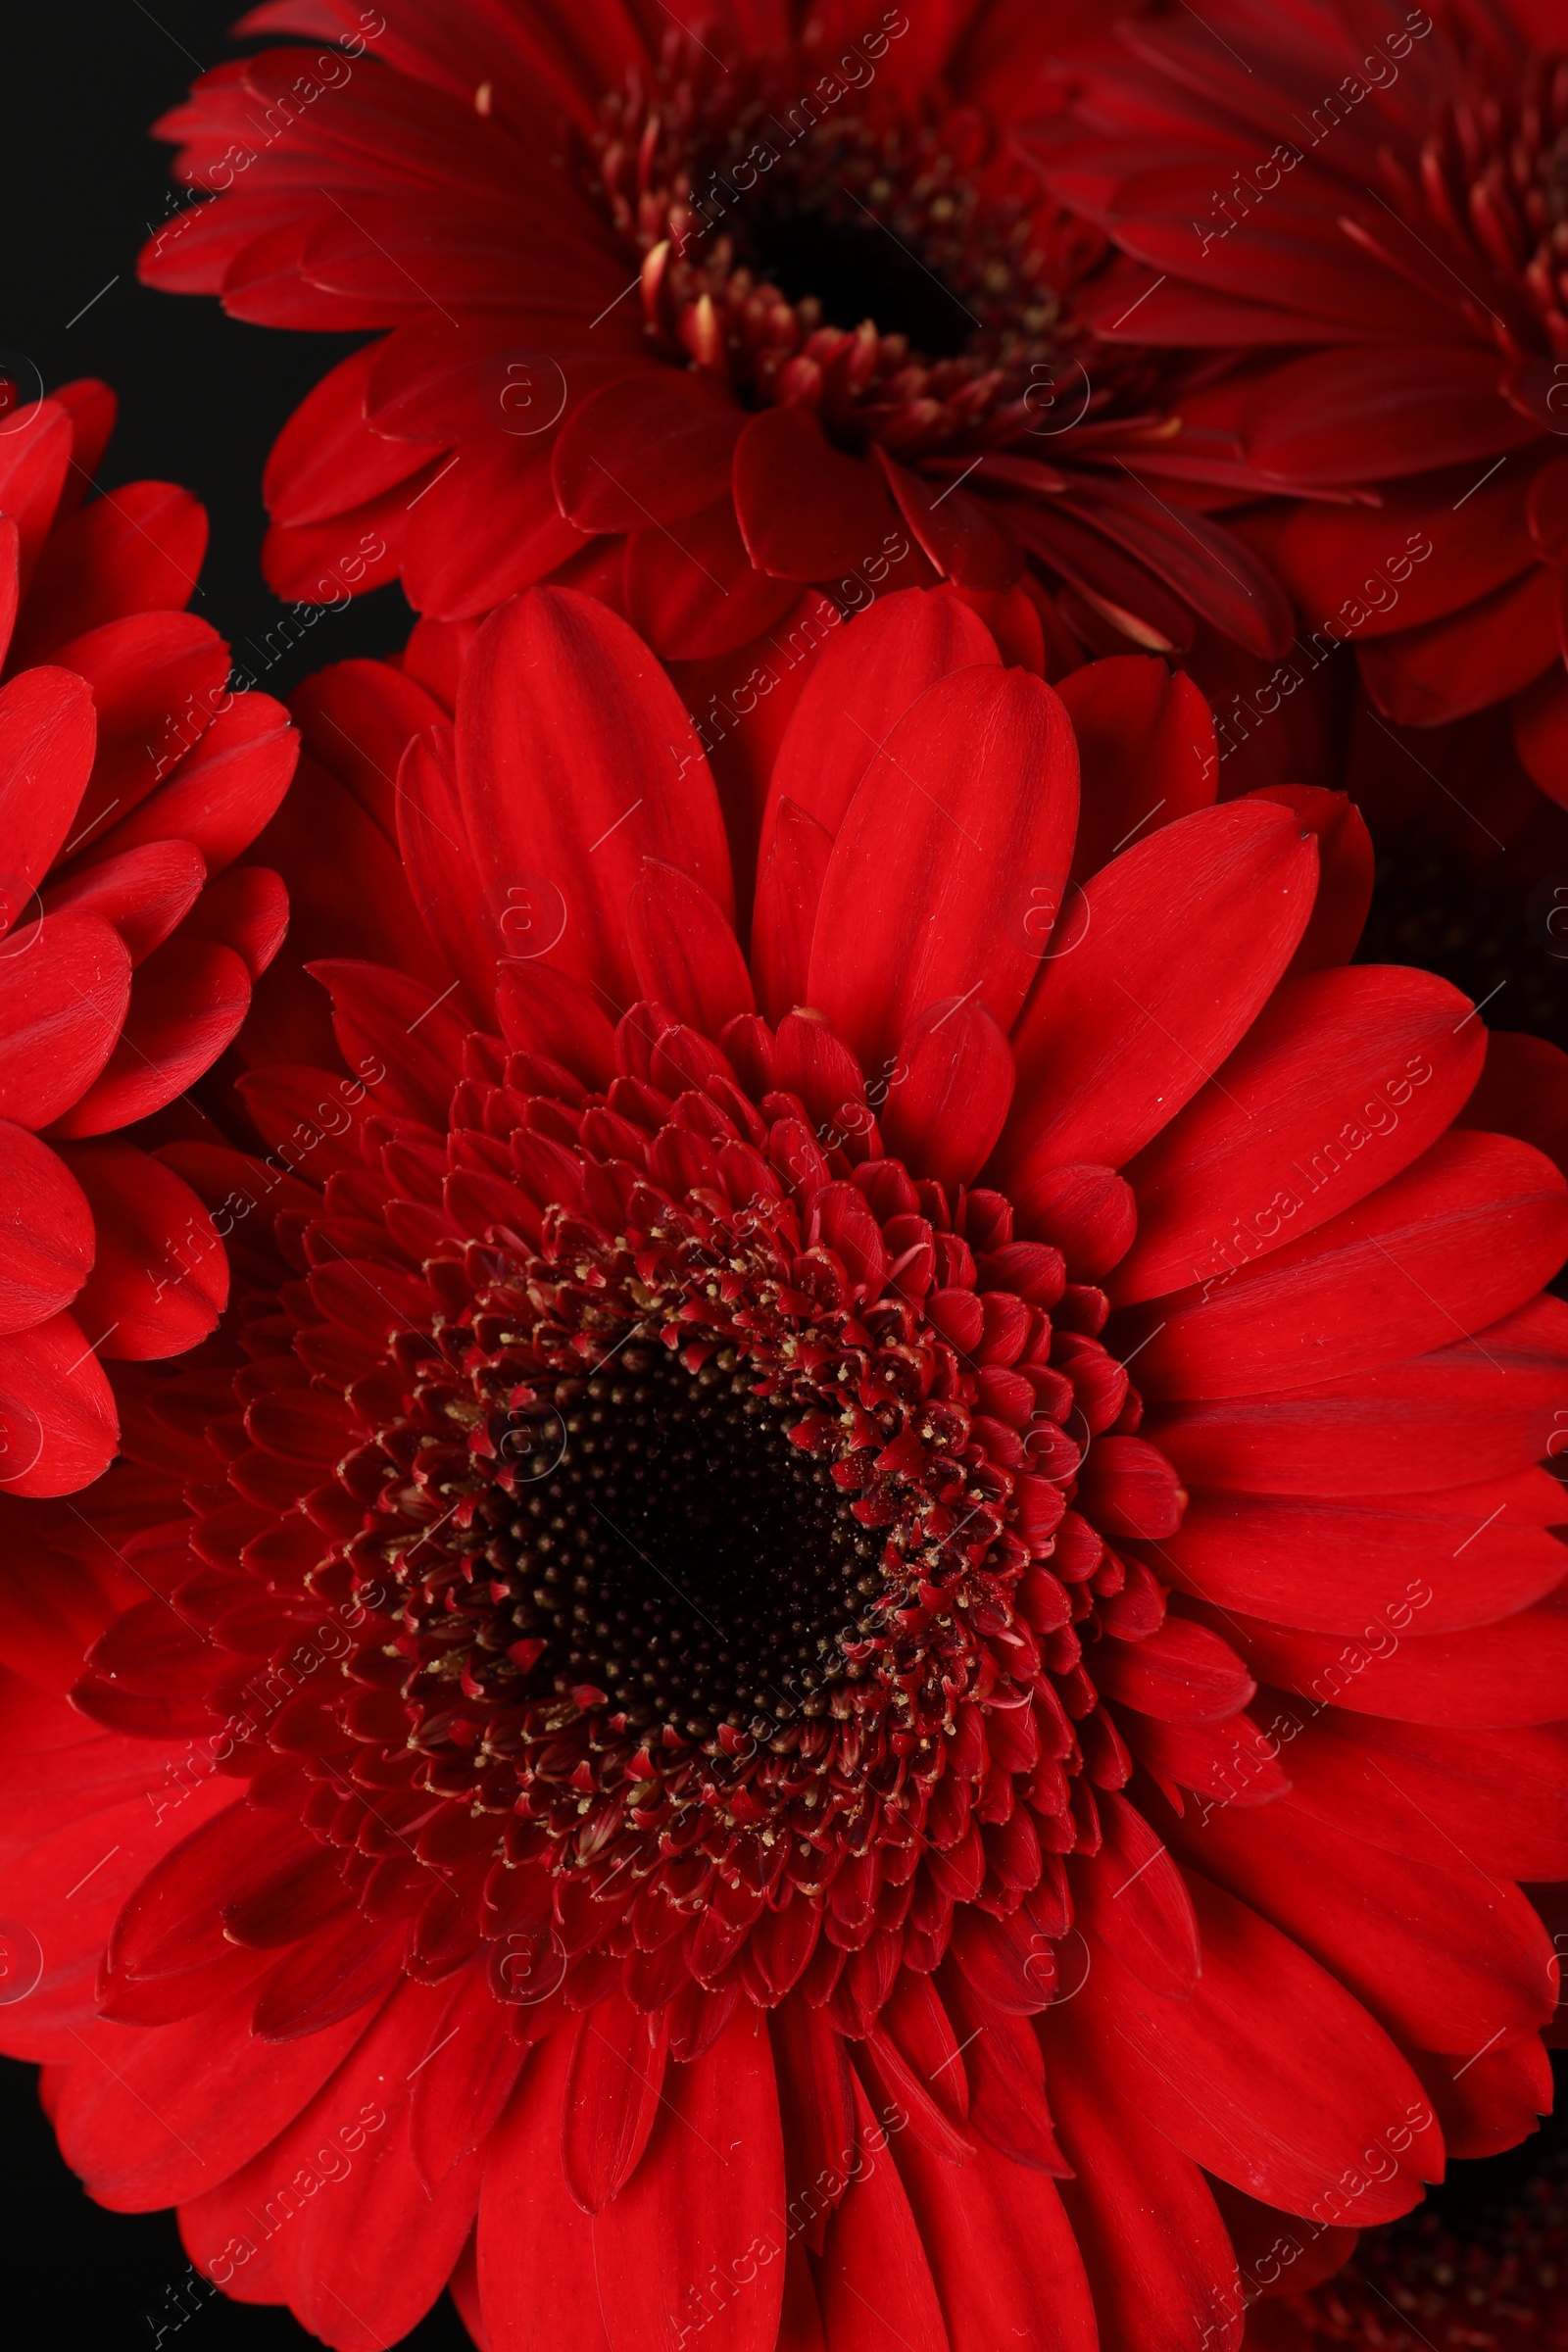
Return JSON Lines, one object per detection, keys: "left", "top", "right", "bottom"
{"left": 1147, "top": 1293, "right": 1568, "bottom": 1495}
{"left": 57, "top": 1142, "right": 226, "bottom": 1359}
{"left": 815, "top": 2077, "right": 950, "bottom": 2352}
{"left": 807, "top": 665, "right": 1078, "bottom": 1068}
{"left": 0, "top": 665, "right": 97, "bottom": 926}
{"left": 554, "top": 374, "right": 745, "bottom": 532}
{"left": 999, "top": 799, "right": 1317, "bottom": 1194}
{"left": 0, "top": 1125, "right": 93, "bottom": 1335}
{"left": 1193, "top": 1585, "right": 1568, "bottom": 1727}
{"left": 52, "top": 1979, "right": 383, "bottom": 2211}
{"left": 481, "top": 2004, "right": 786, "bottom": 2352}
{"left": 1165, "top": 1788, "right": 1555, "bottom": 2056}
{"left": 1114, "top": 1132, "right": 1568, "bottom": 1401}
{"left": 628, "top": 858, "right": 756, "bottom": 1033}
{"left": 50, "top": 936, "right": 251, "bottom": 1138}
{"left": 762, "top": 586, "right": 1000, "bottom": 856}
{"left": 1074, "top": 1869, "right": 1442, "bottom": 2221}
{"left": 457, "top": 587, "right": 734, "bottom": 1007}
{"left": 733, "top": 408, "right": 902, "bottom": 583}
{"left": 1112, "top": 965, "right": 1487, "bottom": 1306}
{"left": 0, "top": 910, "right": 130, "bottom": 1130}
{"left": 1056, "top": 654, "right": 1216, "bottom": 885}
{"left": 1045, "top": 2007, "right": 1244, "bottom": 2352}
{"left": 879, "top": 999, "right": 1015, "bottom": 1192}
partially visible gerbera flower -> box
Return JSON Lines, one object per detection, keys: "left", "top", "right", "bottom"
{"left": 136, "top": 0, "right": 1295, "bottom": 670}
{"left": 1038, "top": 0, "right": 1568, "bottom": 805}
{"left": 1, "top": 585, "right": 1564, "bottom": 2352}
{"left": 0, "top": 377, "right": 296, "bottom": 1497}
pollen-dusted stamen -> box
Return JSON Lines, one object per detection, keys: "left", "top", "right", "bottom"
{"left": 585, "top": 40, "right": 1132, "bottom": 455}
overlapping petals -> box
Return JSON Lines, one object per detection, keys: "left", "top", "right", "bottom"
{"left": 0, "top": 381, "right": 296, "bottom": 1496}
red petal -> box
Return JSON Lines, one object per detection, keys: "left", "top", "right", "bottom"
{"left": 1359, "top": 564, "right": 1559, "bottom": 728}
{"left": 1045, "top": 2004, "right": 1243, "bottom": 2352}
{"left": 88, "top": 693, "right": 297, "bottom": 874}
{"left": 0, "top": 1125, "right": 93, "bottom": 1334}
{"left": 816, "top": 2076, "right": 950, "bottom": 2352}
{"left": 753, "top": 800, "right": 834, "bottom": 1027}
{"left": 309, "top": 957, "right": 466, "bottom": 1126}
{"left": 458, "top": 588, "right": 734, "bottom": 1009}
{"left": 1113, "top": 964, "right": 1487, "bottom": 1306}
{"left": 13, "top": 480, "right": 206, "bottom": 663}
{"left": 763, "top": 586, "right": 999, "bottom": 855}
{"left": 0, "top": 665, "right": 96, "bottom": 909}
{"left": 879, "top": 998, "right": 1015, "bottom": 1192}
{"left": 44, "top": 840, "right": 206, "bottom": 963}
{"left": 875, "top": 448, "right": 1023, "bottom": 590}
{"left": 554, "top": 374, "right": 743, "bottom": 531}
{"left": 0, "top": 910, "right": 130, "bottom": 1130}
{"left": 624, "top": 494, "right": 804, "bottom": 662}
{"left": 1255, "top": 786, "right": 1373, "bottom": 976}
{"left": 734, "top": 407, "right": 901, "bottom": 581}
{"left": 53, "top": 1979, "right": 381, "bottom": 2211}
{"left": 1076, "top": 1867, "right": 1441, "bottom": 2221}
{"left": 808, "top": 666, "right": 1078, "bottom": 1069}
{"left": 1240, "top": 346, "right": 1541, "bottom": 486}
{"left": 1147, "top": 1294, "right": 1568, "bottom": 1496}
{"left": 1159, "top": 1466, "right": 1568, "bottom": 1636}
{"left": 1114, "top": 1131, "right": 1568, "bottom": 1402}
{"left": 1058, "top": 655, "right": 1216, "bottom": 887}
{"left": 1270, "top": 1709, "right": 1568, "bottom": 1891}
{"left": 262, "top": 1977, "right": 482, "bottom": 2351}
{"left": 1166, "top": 1789, "right": 1554, "bottom": 2055}
{"left": 890, "top": 2098, "right": 1098, "bottom": 2352}
{"left": 179, "top": 864, "right": 289, "bottom": 981}
{"left": 999, "top": 801, "right": 1316, "bottom": 1193}
{"left": 628, "top": 858, "right": 756, "bottom": 1032}
{"left": 50, "top": 936, "right": 250, "bottom": 1137}
{"left": 480, "top": 2002, "right": 786, "bottom": 2352}
{"left": 52, "top": 612, "right": 230, "bottom": 845}
{"left": 58, "top": 1142, "right": 226, "bottom": 1359}
{"left": 1068, "top": 1788, "right": 1199, "bottom": 1997}
{"left": 263, "top": 341, "right": 438, "bottom": 528}
{"left": 562, "top": 1993, "right": 670, "bottom": 2214}
{"left": 1197, "top": 1583, "right": 1568, "bottom": 1727}
{"left": 1456, "top": 1029, "right": 1568, "bottom": 1174}
{"left": 1093, "top": 1615, "right": 1252, "bottom": 1724}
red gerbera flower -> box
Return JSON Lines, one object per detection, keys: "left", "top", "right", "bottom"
{"left": 137, "top": 0, "right": 1297, "bottom": 672}
{"left": 0, "top": 377, "right": 297, "bottom": 1499}
{"left": 3, "top": 585, "right": 1566, "bottom": 2352}
{"left": 1037, "top": 0, "right": 1568, "bottom": 804}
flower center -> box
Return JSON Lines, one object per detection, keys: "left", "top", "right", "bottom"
{"left": 587, "top": 43, "right": 1106, "bottom": 454}
{"left": 464, "top": 1347, "right": 883, "bottom": 1740}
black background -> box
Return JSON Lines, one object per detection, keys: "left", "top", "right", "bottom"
{"left": 1, "top": 2, "right": 454, "bottom": 2341}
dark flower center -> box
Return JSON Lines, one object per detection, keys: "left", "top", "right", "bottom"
{"left": 495, "top": 1349, "right": 886, "bottom": 1739}
{"left": 586, "top": 41, "right": 1111, "bottom": 454}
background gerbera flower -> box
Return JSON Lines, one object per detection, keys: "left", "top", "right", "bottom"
{"left": 0, "top": 375, "right": 296, "bottom": 1499}
{"left": 137, "top": 0, "right": 1296, "bottom": 678}
{"left": 1038, "top": 0, "right": 1568, "bottom": 808}
{"left": 0, "top": 584, "right": 1564, "bottom": 2352}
